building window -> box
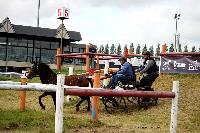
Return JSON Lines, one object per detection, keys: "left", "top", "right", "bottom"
{"left": 50, "top": 42, "right": 59, "bottom": 50}
{"left": 0, "top": 45, "right": 6, "bottom": 60}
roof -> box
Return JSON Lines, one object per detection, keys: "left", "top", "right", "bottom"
{"left": 13, "top": 25, "right": 57, "bottom": 37}
{"left": 0, "top": 17, "right": 82, "bottom": 42}
{"left": 12, "top": 25, "right": 82, "bottom": 41}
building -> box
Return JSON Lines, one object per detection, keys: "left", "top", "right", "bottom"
{"left": 0, "top": 17, "right": 86, "bottom": 72}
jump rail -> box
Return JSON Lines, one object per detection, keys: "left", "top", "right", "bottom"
{"left": 0, "top": 75, "right": 179, "bottom": 133}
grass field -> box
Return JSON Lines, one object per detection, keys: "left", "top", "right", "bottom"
{"left": 0, "top": 74, "right": 199, "bottom": 133}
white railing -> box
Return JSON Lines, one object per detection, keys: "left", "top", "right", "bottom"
{"left": 0, "top": 74, "right": 65, "bottom": 133}
{"left": 0, "top": 75, "right": 179, "bottom": 133}
{"left": 0, "top": 72, "right": 23, "bottom": 78}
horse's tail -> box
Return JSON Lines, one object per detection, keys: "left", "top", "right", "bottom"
{"left": 86, "top": 78, "right": 93, "bottom": 88}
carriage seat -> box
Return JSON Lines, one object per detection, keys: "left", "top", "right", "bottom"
{"left": 118, "top": 77, "right": 136, "bottom": 88}
{"left": 136, "top": 81, "right": 154, "bottom": 91}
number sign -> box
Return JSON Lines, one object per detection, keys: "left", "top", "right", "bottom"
{"left": 57, "top": 7, "right": 69, "bottom": 19}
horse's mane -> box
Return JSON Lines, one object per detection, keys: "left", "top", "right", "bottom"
{"left": 36, "top": 63, "right": 93, "bottom": 87}
{"left": 38, "top": 63, "right": 55, "bottom": 74}
{"left": 35, "top": 63, "right": 56, "bottom": 84}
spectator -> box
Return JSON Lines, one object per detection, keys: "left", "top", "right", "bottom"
{"left": 89, "top": 43, "right": 97, "bottom": 71}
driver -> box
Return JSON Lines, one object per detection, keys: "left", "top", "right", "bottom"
{"left": 135, "top": 51, "right": 159, "bottom": 89}
{"left": 107, "top": 56, "right": 135, "bottom": 89}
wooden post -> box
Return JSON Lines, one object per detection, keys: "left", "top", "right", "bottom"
{"left": 85, "top": 45, "right": 90, "bottom": 72}
{"left": 67, "top": 67, "right": 74, "bottom": 102}
{"left": 159, "top": 43, "right": 167, "bottom": 75}
{"left": 57, "top": 48, "right": 61, "bottom": 72}
{"left": 92, "top": 72, "right": 100, "bottom": 122}
{"left": 161, "top": 43, "right": 167, "bottom": 54}
{"left": 170, "top": 81, "right": 179, "bottom": 133}
{"left": 20, "top": 75, "right": 27, "bottom": 111}
{"left": 55, "top": 74, "right": 65, "bottom": 133}
{"left": 103, "top": 60, "right": 109, "bottom": 87}
{"left": 68, "top": 66, "right": 74, "bottom": 76}
{"left": 123, "top": 47, "right": 128, "bottom": 57}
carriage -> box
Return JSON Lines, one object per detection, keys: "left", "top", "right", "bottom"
{"left": 26, "top": 62, "right": 158, "bottom": 113}
{"left": 101, "top": 75, "right": 158, "bottom": 113}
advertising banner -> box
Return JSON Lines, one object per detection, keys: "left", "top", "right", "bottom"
{"left": 160, "top": 56, "right": 200, "bottom": 74}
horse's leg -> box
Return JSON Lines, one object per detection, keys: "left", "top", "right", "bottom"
{"left": 39, "top": 92, "right": 49, "bottom": 110}
{"left": 51, "top": 92, "right": 56, "bottom": 110}
{"left": 86, "top": 96, "right": 91, "bottom": 111}
{"left": 76, "top": 96, "right": 91, "bottom": 112}
{"left": 76, "top": 97, "right": 85, "bottom": 111}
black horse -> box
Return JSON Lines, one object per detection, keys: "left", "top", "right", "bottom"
{"left": 26, "top": 63, "right": 93, "bottom": 111}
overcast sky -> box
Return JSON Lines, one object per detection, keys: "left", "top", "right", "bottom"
{"left": 0, "top": 0, "right": 200, "bottom": 51}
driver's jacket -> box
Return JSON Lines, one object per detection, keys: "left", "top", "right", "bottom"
{"left": 117, "top": 62, "right": 134, "bottom": 79}
{"left": 140, "top": 58, "right": 159, "bottom": 74}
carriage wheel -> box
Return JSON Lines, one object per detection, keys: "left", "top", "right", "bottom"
{"left": 115, "top": 97, "right": 127, "bottom": 110}
{"left": 137, "top": 97, "right": 151, "bottom": 109}
{"left": 101, "top": 97, "right": 116, "bottom": 114}
{"left": 151, "top": 97, "right": 158, "bottom": 105}
{"left": 101, "top": 97, "right": 126, "bottom": 114}
{"left": 127, "top": 97, "right": 137, "bottom": 104}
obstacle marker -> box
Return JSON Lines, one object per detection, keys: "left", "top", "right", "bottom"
{"left": 20, "top": 75, "right": 27, "bottom": 111}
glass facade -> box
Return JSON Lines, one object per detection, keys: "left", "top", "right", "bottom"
{"left": 0, "top": 37, "right": 59, "bottom": 64}
{"left": 0, "top": 37, "right": 7, "bottom": 61}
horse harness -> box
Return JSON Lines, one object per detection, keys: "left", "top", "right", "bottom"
{"left": 68, "top": 75, "right": 88, "bottom": 86}
{"left": 47, "top": 73, "right": 57, "bottom": 84}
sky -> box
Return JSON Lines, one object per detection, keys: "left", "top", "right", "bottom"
{"left": 0, "top": 0, "right": 200, "bottom": 51}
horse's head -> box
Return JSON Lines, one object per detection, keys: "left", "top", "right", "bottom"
{"left": 26, "top": 62, "right": 40, "bottom": 79}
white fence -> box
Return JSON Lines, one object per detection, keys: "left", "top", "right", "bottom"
{"left": 0, "top": 75, "right": 65, "bottom": 133}
{"left": 0, "top": 75, "right": 179, "bottom": 133}
{"left": 0, "top": 72, "right": 23, "bottom": 78}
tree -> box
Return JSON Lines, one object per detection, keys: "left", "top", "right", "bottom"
{"left": 155, "top": 43, "right": 160, "bottom": 56}
{"left": 110, "top": 44, "right": 116, "bottom": 54}
{"left": 166, "top": 44, "right": 168, "bottom": 52}
{"left": 124, "top": 44, "right": 127, "bottom": 50}
{"left": 136, "top": 44, "right": 141, "bottom": 54}
{"left": 191, "top": 46, "right": 196, "bottom": 52}
{"left": 116, "top": 43, "right": 122, "bottom": 55}
{"left": 104, "top": 44, "right": 109, "bottom": 54}
{"left": 98, "top": 44, "right": 104, "bottom": 53}
{"left": 149, "top": 45, "right": 154, "bottom": 56}
{"left": 178, "top": 44, "right": 182, "bottom": 52}
{"left": 169, "top": 43, "right": 175, "bottom": 52}
{"left": 183, "top": 45, "right": 188, "bottom": 52}
{"left": 130, "top": 43, "right": 134, "bottom": 53}
{"left": 142, "top": 44, "right": 147, "bottom": 54}
{"left": 123, "top": 44, "right": 128, "bottom": 55}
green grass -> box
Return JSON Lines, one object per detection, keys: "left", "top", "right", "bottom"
{"left": 54, "top": 67, "right": 86, "bottom": 75}
{"left": 0, "top": 109, "right": 103, "bottom": 133}
{"left": 0, "top": 73, "right": 199, "bottom": 133}
{"left": 0, "top": 109, "right": 54, "bottom": 131}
